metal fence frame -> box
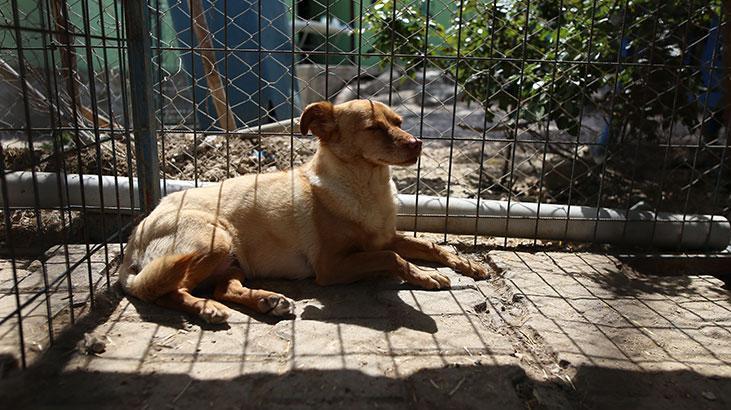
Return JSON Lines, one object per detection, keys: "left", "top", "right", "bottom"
{"left": 0, "top": 0, "right": 729, "bottom": 368}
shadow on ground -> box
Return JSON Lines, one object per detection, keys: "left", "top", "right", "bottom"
{"left": 253, "top": 277, "right": 440, "bottom": 334}
{"left": 4, "top": 362, "right": 730, "bottom": 409}
{"left": 126, "top": 277, "right": 441, "bottom": 334}
{"left": 0, "top": 285, "right": 729, "bottom": 409}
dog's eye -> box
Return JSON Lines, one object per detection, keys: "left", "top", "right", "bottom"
{"left": 393, "top": 119, "right": 403, "bottom": 127}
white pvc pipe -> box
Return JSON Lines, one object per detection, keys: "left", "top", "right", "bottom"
{"left": 234, "top": 118, "right": 297, "bottom": 135}
{"left": 397, "top": 195, "right": 730, "bottom": 251}
{"left": 293, "top": 18, "right": 354, "bottom": 37}
{"left": 3, "top": 172, "right": 729, "bottom": 250}
{"left": 1, "top": 171, "right": 203, "bottom": 210}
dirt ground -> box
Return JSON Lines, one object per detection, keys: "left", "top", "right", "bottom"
{"left": 0, "top": 239, "right": 729, "bottom": 409}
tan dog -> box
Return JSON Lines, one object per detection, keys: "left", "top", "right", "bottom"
{"left": 119, "top": 100, "right": 490, "bottom": 323}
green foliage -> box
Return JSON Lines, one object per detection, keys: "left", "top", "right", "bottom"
{"left": 362, "top": 0, "right": 446, "bottom": 71}
{"left": 363, "top": 0, "right": 721, "bottom": 139}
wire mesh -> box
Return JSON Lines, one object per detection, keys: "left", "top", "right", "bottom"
{"left": 0, "top": 0, "right": 728, "bottom": 369}
{"left": 148, "top": 0, "right": 728, "bottom": 244}
{"left": 0, "top": 0, "right": 136, "bottom": 368}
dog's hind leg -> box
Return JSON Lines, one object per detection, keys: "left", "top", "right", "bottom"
{"left": 155, "top": 249, "right": 234, "bottom": 323}
{"left": 213, "top": 276, "right": 295, "bottom": 317}
{"left": 156, "top": 288, "right": 231, "bottom": 324}
{"left": 124, "top": 226, "right": 236, "bottom": 323}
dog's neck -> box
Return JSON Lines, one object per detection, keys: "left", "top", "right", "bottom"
{"left": 306, "top": 146, "right": 398, "bottom": 235}
{"left": 310, "top": 146, "right": 393, "bottom": 193}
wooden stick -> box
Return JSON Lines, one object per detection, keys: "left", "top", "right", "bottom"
{"left": 0, "top": 57, "right": 84, "bottom": 138}
{"left": 0, "top": 58, "right": 62, "bottom": 116}
{"left": 50, "top": 0, "right": 116, "bottom": 130}
{"left": 189, "top": 0, "right": 237, "bottom": 131}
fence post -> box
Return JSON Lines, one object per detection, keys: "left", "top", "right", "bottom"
{"left": 124, "top": 0, "right": 160, "bottom": 212}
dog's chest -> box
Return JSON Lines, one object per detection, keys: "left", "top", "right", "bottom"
{"left": 355, "top": 201, "right": 396, "bottom": 246}
{"left": 344, "top": 182, "right": 398, "bottom": 247}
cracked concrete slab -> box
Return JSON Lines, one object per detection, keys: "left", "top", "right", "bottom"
{"left": 0, "top": 246, "right": 729, "bottom": 409}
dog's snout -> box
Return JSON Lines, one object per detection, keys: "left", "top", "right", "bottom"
{"left": 405, "top": 138, "right": 422, "bottom": 151}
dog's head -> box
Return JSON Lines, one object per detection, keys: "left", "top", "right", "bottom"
{"left": 299, "top": 99, "right": 422, "bottom": 166}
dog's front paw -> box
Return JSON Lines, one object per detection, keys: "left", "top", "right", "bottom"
{"left": 408, "top": 266, "right": 451, "bottom": 290}
{"left": 198, "top": 300, "right": 231, "bottom": 324}
{"left": 258, "top": 294, "right": 296, "bottom": 317}
{"left": 452, "top": 257, "right": 490, "bottom": 280}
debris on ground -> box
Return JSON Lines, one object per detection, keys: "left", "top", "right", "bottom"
{"left": 473, "top": 300, "right": 488, "bottom": 313}
{"left": 701, "top": 391, "right": 717, "bottom": 401}
{"left": 77, "top": 333, "right": 107, "bottom": 355}
{"left": 0, "top": 354, "right": 19, "bottom": 378}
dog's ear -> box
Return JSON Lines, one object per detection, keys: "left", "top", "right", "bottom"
{"left": 300, "top": 101, "right": 336, "bottom": 140}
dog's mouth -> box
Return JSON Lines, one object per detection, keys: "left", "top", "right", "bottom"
{"left": 374, "top": 149, "right": 421, "bottom": 166}
{"left": 374, "top": 157, "right": 418, "bottom": 166}
{"left": 393, "top": 155, "right": 420, "bottom": 166}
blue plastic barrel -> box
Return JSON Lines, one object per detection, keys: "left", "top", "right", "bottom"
{"left": 167, "top": 0, "right": 300, "bottom": 130}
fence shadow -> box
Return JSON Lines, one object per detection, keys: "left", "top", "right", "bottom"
{"left": 1, "top": 355, "right": 728, "bottom": 409}
{"left": 0, "top": 261, "right": 729, "bottom": 409}
{"left": 239, "top": 277, "right": 440, "bottom": 334}
{"left": 120, "top": 275, "right": 439, "bottom": 334}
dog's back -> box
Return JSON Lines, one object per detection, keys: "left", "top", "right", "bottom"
{"left": 121, "top": 167, "right": 320, "bottom": 287}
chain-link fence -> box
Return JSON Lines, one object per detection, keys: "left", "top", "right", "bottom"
{"left": 0, "top": 0, "right": 729, "bottom": 368}
{"left": 148, "top": 0, "right": 729, "bottom": 242}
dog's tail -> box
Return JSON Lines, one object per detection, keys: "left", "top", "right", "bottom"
{"left": 118, "top": 252, "right": 139, "bottom": 293}
{"left": 118, "top": 265, "right": 137, "bottom": 293}
{"left": 119, "top": 254, "right": 196, "bottom": 301}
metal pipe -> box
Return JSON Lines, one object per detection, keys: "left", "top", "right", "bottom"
{"left": 124, "top": 0, "right": 161, "bottom": 212}
{"left": 3, "top": 172, "right": 729, "bottom": 251}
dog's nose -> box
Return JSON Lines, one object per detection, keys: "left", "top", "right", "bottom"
{"left": 406, "top": 138, "right": 422, "bottom": 151}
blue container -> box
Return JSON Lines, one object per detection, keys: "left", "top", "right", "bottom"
{"left": 167, "top": 0, "right": 300, "bottom": 130}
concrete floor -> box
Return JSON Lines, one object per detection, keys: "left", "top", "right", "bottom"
{"left": 0, "top": 245, "right": 729, "bottom": 409}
